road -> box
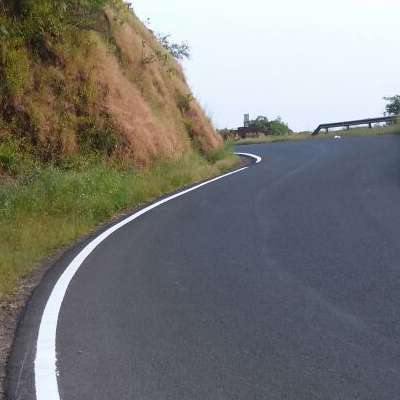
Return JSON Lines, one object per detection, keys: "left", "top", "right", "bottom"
{"left": 8, "top": 135, "right": 400, "bottom": 399}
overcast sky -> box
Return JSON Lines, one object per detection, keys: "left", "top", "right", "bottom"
{"left": 132, "top": 0, "right": 400, "bottom": 132}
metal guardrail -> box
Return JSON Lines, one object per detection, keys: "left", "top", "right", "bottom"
{"left": 312, "top": 115, "right": 398, "bottom": 135}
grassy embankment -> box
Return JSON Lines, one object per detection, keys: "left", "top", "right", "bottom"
{"left": 0, "top": 1, "right": 239, "bottom": 300}
{"left": 235, "top": 123, "right": 400, "bottom": 145}
{"left": 0, "top": 140, "right": 237, "bottom": 300}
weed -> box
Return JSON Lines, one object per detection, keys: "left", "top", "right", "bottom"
{"left": 205, "top": 142, "right": 234, "bottom": 164}
{"left": 77, "top": 116, "right": 121, "bottom": 155}
{"left": 177, "top": 93, "right": 194, "bottom": 113}
{"left": 0, "top": 38, "right": 30, "bottom": 96}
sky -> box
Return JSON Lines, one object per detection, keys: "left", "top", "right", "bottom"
{"left": 132, "top": 0, "right": 400, "bottom": 132}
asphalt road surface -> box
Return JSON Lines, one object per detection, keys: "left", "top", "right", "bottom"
{"left": 8, "top": 135, "right": 400, "bottom": 399}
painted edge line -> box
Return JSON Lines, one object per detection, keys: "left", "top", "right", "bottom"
{"left": 234, "top": 152, "right": 262, "bottom": 164}
{"left": 34, "top": 152, "right": 262, "bottom": 400}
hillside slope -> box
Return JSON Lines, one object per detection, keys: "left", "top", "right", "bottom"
{"left": 0, "top": 0, "right": 222, "bottom": 166}
{"left": 0, "top": 3, "right": 236, "bottom": 397}
{"left": 0, "top": 0, "right": 237, "bottom": 300}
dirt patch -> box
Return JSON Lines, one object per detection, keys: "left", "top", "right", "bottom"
{"left": 0, "top": 263, "right": 51, "bottom": 400}
{"left": 238, "top": 155, "right": 254, "bottom": 168}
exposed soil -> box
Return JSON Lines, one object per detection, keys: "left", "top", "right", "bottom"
{"left": 0, "top": 261, "right": 51, "bottom": 400}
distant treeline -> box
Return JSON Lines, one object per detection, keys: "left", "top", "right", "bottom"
{"left": 218, "top": 115, "right": 292, "bottom": 140}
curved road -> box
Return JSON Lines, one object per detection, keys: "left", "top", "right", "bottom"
{"left": 8, "top": 135, "right": 400, "bottom": 399}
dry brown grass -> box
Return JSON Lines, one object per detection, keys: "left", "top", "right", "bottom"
{"left": 1, "top": 5, "right": 222, "bottom": 166}
{"left": 96, "top": 7, "right": 221, "bottom": 165}
{"left": 91, "top": 36, "right": 187, "bottom": 165}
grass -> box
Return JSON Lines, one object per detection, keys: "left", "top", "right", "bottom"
{"left": 235, "top": 133, "right": 312, "bottom": 145}
{"left": 235, "top": 124, "right": 400, "bottom": 145}
{"left": 0, "top": 144, "right": 238, "bottom": 300}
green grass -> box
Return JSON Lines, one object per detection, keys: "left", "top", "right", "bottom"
{"left": 235, "top": 133, "right": 312, "bottom": 145}
{"left": 0, "top": 145, "right": 238, "bottom": 300}
{"left": 235, "top": 124, "right": 400, "bottom": 145}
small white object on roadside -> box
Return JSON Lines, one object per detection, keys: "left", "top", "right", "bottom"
{"left": 334, "top": 135, "right": 342, "bottom": 139}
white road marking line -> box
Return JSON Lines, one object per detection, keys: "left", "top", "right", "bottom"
{"left": 235, "top": 152, "right": 262, "bottom": 164}
{"left": 34, "top": 152, "right": 262, "bottom": 400}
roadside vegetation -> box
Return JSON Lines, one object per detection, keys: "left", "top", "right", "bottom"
{"left": 0, "top": 138, "right": 237, "bottom": 299}
{"left": 219, "top": 115, "right": 292, "bottom": 142}
{"left": 234, "top": 132, "right": 312, "bottom": 145}
{"left": 234, "top": 123, "right": 400, "bottom": 145}
{"left": 246, "top": 115, "right": 292, "bottom": 136}
{"left": 384, "top": 95, "right": 400, "bottom": 116}
{"left": 0, "top": 0, "right": 222, "bottom": 165}
{"left": 0, "top": 1, "right": 238, "bottom": 300}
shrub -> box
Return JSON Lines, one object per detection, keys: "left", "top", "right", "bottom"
{"left": 269, "top": 118, "right": 291, "bottom": 136}
{"left": 78, "top": 116, "right": 120, "bottom": 156}
{"left": 0, "top": 44, "right": 30, "bottom": 96}
{"left": 177, "top": 93, "right": 194, "bottom": 113}
{"left": 246, "top": 115, "right": 291, "bottom": 136}
{"left": 384, "top": 95, "right": 400, "bottom": 116}
{"left": 248, "top": 116, "right": 269, "bottom": 133}
{"left": 156, "top": 33, "right": 190, "bottom": 60}
{"left": 0, "top": 137, "right": 39, "bottom": 176}
{"left": 205, "top": 142, "right": 233, "bottom": 164}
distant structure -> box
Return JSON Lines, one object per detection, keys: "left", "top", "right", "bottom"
{"left": 243, "top": 114, "right": 250, "bottom": 128}
{"left": 219, "top": 113, "right": 267, "bottom": 140}
{"left": 237, "top": 113, "right": 258, "bottom": 138}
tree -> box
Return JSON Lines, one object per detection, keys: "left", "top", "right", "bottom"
{"left": 269, "top": 118, "right": 291, "bottom": 135}
{"left": 384, "top": 95, "right": 400, "bottom": 116}
{"left": 247, "top": 115, "right": 291, "bottom": 136}
{"left": 248, "top": 116, "right": 269, "bottom": 133}
{"left": 156, "top": 34, "right": 190, "bottom": 60}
